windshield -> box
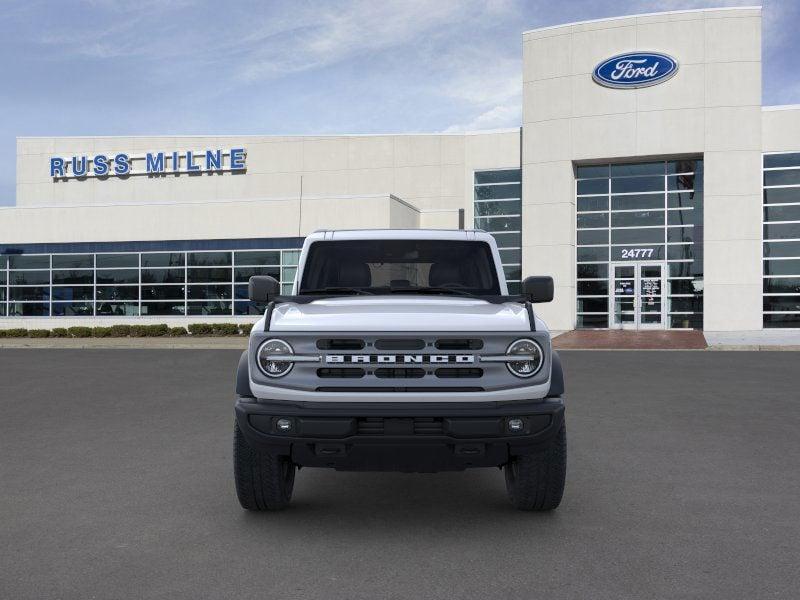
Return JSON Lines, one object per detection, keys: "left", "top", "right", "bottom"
{"left": 298, "top": 239, "right": 501, "bottom": 296}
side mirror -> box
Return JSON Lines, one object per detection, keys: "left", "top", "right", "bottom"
{"left": 521, "top": 276, "right": 554, "bottom": 303}
{"left": 248, "top": 275, "right": 281, "bottom": 302}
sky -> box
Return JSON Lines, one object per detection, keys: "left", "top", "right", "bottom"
{"left": 1, "top": 0, "right": 799, "bottom": 206}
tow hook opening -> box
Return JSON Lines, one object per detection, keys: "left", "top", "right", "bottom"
{"left": 454, "top": 443, "right": 485, "bottom": 457}
{"left": 315, "top": 443, "right": 347, "bottom": 457}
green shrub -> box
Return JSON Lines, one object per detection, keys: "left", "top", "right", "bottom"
{"left": 28, "top": 329, "right": 51, "bottom": 338}
{"left": 67, "top": 326, "right": 93, "bottom": 338}
{"left": 92, "top": 327, "right": 113, "bottom": 338}
{"left": 109, "top": 324, "right": 132, "bottom": 337}
{"left": 212, "top": 323, "right": 239, "bottom": 336}
{"left": 4, "top": 328, "right": 28, "bottom": 338}
{"left": 129, "top": 325, "right": 147, "bottom": 337}
{"left": 238, "top": 323, "right": 253, "bottom": 335}
{"left": 168, "top": 326, "right": 188, "bottom": 336}
{"left": 51, "top": 328, "right": 70, "bottom": 338}
{"left": 188, "top": 323, "right": 213, "bottom": 336}
{"left": 130, "top": 324, "right": 169, "bottom": 337}
{"left": 0, "top": 330, "right": 5, "bottom": 338}
{"left": 145, "top": 324, "right": 169, "bottom": 337}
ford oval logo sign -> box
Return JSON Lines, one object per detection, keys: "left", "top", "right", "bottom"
{"left": 593, "top": 52, "right": 679, "bottom": 89}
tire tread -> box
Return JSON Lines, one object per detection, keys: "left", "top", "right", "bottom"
{"left": 234, "top": 422, "right": 295, "bottom": 510}
{"left": 505, "top": 423, "right": 566, "bottom": 511}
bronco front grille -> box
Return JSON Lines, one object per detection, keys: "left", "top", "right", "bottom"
{"left": 259, "top": 332, "right": 550, "bottom": 395}
{"left": 312, "top": 335, "right": 491, "bottom": 389}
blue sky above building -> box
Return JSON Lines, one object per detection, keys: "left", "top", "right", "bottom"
{"left": 1, "top": 0, "right": 798, "bottom": 206}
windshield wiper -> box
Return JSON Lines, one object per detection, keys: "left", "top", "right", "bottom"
{"left": 300, "top": 287, "right": 374, "bottom": 296}
{"left": 388, "top": 286, "right": 478, "bottom": 298}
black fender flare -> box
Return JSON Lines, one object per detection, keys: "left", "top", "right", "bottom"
{"left": 547, "top": 350, "right": 565, "bottom": 398}
{"left": 235, "top": 350, "right": 254, "bottom": 398}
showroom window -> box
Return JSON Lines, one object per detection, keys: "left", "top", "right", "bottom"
{"left": 1, "top": 247, "right": 300, "bottom": 318}
{"left": 763, "top": 152, "right": 800, "bottom": 328}
{"left": 575, "top": 159, "right": 704, "bottom": 329}
{"left": 474, "top": 169, "right": 522, "bottom": 294}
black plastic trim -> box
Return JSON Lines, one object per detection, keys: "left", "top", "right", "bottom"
{"left": 547, "top": 351, "right": 565, "bottom": 398}
{"left": 236, "top": 397, "right": 563, "bottom": 418}
{"left": 271, "top": 294, "right": 529, "bottom": 305}
{"left": 525, "top": 301, "right": 536, "bottom": 331}
{"left": 234, "top": 396, "right": 565, "bottom": 470}
{"left": 235, "top": 350, "right": 254, "bottom": 398}
{"left": 263, "top": 301, "right": 276, "bottom": 332}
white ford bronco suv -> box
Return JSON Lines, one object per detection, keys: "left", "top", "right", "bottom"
{"left": 234, "top": 229, "right": 566, "bottom": 511}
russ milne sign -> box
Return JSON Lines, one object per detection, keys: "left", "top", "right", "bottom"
{"left": 49, "top": 148, "right": 246, "bottom": 179}
{"left": 593, "top": 52, "right": 678, "bottom": 89}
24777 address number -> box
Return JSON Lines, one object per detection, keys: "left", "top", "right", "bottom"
{"left": 620, "top": 248, "right": 655, "bottom": 259}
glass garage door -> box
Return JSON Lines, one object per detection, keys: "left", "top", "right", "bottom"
{"left": 763, "top": 152, "right": 800, "bottom": 328}
{"left": 576, "top": 159, "right": 704, "bottom": 329}
{"left": 474, "top": 169, "right": 522, "bottom": 294}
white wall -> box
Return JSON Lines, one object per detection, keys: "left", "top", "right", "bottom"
{"left": 522, "top": 7, "right": 764, "bottom": 330}
{"left": 12, "top": 131, "right": 519, "bottom": 251}
{"left": 0, "top": 194, "right": 424, "bottom": 244}
{"left": 763, "top": 106, "right": 800, "bottom": 152}
{"left": 17, "top": 132, "right": 520, "bottom": 217}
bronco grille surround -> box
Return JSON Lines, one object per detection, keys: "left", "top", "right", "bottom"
{"left": 248, "top": 331, "right": 552, "bottom": 396}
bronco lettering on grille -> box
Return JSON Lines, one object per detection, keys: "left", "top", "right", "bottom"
{"left": 325, "top": 354, "right": 475, "bottom": 364}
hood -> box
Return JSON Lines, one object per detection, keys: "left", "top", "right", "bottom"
{"left": 268, "top": 296, "right": 533, "bottom": 332}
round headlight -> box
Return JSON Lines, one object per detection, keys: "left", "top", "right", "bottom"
{"left": 506, "top": 339, "right": 543, "bottom": 378}
{"left": 257, "top": 339, "right": 294, "bottom": 377}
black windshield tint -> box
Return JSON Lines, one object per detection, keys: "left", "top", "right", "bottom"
{"left": 299, "top": 240, "right": 501, "bottom": 295}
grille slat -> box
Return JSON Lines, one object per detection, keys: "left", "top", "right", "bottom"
{"left": 317, "top": 368, "right": 365, "bottom": 379}
{"left": 375, "top": 367, "right": 425, "bottom": 379}
{"left": 435, "top": 368, "right": 484, "bottom": 378}
{"left": 435, "top": 338, "right": 484, "bottom": 350}
{"left": 374, "top": 338, "right": 425, "bottom": 350}
{"left": 316, "top": 338, "right": 365, "bottom": 350}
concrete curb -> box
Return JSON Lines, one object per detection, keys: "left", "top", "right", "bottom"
{"left": 707, "top": 344, "right": 800, "bottom": 351}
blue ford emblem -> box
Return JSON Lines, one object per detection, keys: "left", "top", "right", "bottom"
{"left": 593, "top": 52, "right": 678, "bottom": 89}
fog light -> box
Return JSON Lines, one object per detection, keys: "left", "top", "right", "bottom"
{"left": 507, "top": 418, "right": 524, "bottom": 432}
{"left": 276, "top": 418, "right": 293, "bottom": 432}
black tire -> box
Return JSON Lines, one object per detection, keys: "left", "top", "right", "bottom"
{"left": 504, "top": 423, "right": 566, "bottom": 511}
{"left": 233, "top": 422, "right": 296, "bottom": 510}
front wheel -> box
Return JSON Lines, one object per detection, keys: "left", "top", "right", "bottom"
{"left": 504, "top": 423, "right": 566, "bottom": 511}
{"left": 233, "top": 422, "right": 296, "bottom": 510}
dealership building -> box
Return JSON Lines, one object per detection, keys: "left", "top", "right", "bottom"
{"left": 2, "top": 6, "right": 800, "bottom": 333}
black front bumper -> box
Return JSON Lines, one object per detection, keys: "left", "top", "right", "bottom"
{"left": 235, "top": 396, "right": 565, "bottom": 472}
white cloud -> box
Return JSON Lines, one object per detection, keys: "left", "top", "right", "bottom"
{"left": 235, "top": 0, "right": 497, "bottom": 82}
{"left": 442, "top": 103, "right": 521, "bottom": 132}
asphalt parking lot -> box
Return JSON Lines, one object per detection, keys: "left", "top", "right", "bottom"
{"left": 1, "top": 349, "right": 798, "bottom": 600}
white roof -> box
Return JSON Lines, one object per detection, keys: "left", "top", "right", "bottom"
{"left": 306, "top": 229, "right": 493, "bottom": 243}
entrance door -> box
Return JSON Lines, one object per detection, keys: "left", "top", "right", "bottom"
{"left": 610, "top": 262, "right": 666, "bottom": 330}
